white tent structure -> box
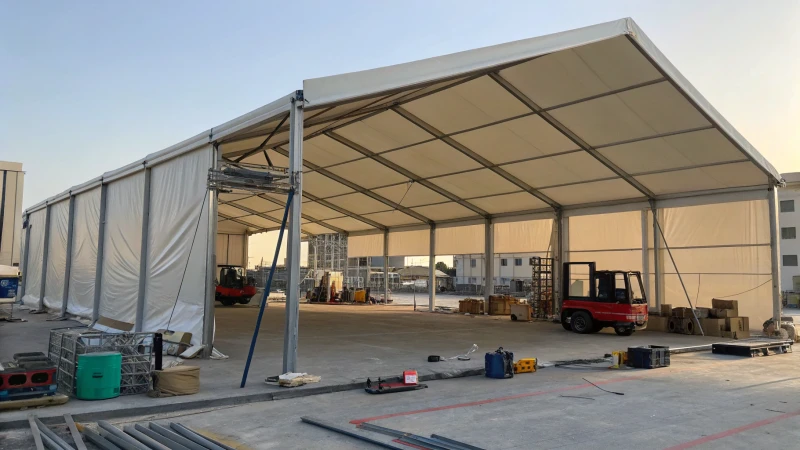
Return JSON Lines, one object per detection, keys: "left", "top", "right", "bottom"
{"left": 20, "top": 19, "right": 784, "bottom": 370}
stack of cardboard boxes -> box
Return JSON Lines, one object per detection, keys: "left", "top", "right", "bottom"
{"left": 458, "top": 298, "right": 484, "bottom": 314}
{"left": 646, "top": 299, "right": 749, "bottom": 338}
{"left": 487, "top": 295, "right": 519, "bottom": 315}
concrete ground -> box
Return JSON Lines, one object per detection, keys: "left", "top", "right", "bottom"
{"left": 2, "top": 349, "right": 800, "bottom": 449}
{"left": 0, "top": 302, "right": 742, "bottom": 430}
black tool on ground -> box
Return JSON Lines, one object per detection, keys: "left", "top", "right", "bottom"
{"left": 428, "top": 355, "right": 442, "bottom": 362}
{"left": 365, "top": 377, "right": 428, "bottom": 394}
{"left": 582, "top": 377, "right": 624, "bottom": 395}
{"left": 154, "top": 333, "right": 163, "bottom": 371}
{"left": 712, "top": 340, "right": 792, "bottom": 357}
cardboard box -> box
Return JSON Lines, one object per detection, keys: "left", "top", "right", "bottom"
{"left": 726, "top": 317, "right": 745, "bottom": 332}
{"left": 741, "top": 316, "right": 750, "bottom": 331}
{"left": 722, "top": 329, "right": 751, "bottom": 339}
{"left": 710, "top": 308, "right": 735, "bottom": 318}
{"left": 712, "top": 299, "right": 739, "bottom": 316}
{"left": 699, "top": 318, "right": 726, "bottom": 337}
{"left": 672, "top": 307, "right": 695, "bottom": 319}
{"left": 660, "top": 304, "right": 672, "bottom": 317}
{"left": 694, "top": 307, "right": 710, "bottom": 319}
{"left": 647, "top": 316, "right": 669, "bottom": 332}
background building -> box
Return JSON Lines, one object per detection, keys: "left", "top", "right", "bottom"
{"left": 0, "top": 161, "right": 24, "bottom": 267}
{"left": 781, "top": 173, "right": 800, "bottom": 292}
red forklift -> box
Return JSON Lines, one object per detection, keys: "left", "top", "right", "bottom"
{"left": 561, "top": 262, "right": 648, "bottom": 336}
{"left": 216, "top": 265, "right": 257, "bottom": 306}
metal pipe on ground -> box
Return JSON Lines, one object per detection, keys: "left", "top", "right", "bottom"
{"left": 64, "top": 415, "right": 88, "bottom": 450}
{"left": 168, "top": 423, "right": 228, "bottom": 450}
{"left": 102, "top": 433, "right": 143, "bottom": 450}
{"left": 300, "top": 417, "right": 406, "bottom": 450}
{"left": 134, "top": 424, "right": 190, "bottom": 450}
{"left": 148, "top": 423, "right": 208, "bottom": 450}
{"left": 357, "top": 422, "right": 462, "bottom": 450}
{"left": 123, "top": 426, "right": 172, "bottom": 450}
{"left": 81, "top": 428, "right": 120, "bottom": 450}
{"left": 34, "top": 417, "right": 75, "bottom": 450}
{"left": 430, "top": 435, "right": 486, "bottom": 450}
{"left": 97, "top": 421, "right": 149, "bottom": 450}
{"left": 40, "top": 431, "right": 67, "bottom": 450}
{"left": 28, "top": 416, "right": 45, "bottom": 450}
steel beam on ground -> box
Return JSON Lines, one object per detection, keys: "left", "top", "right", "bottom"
{"left": 768, "top": 187, "right": 783, "bottom": 324}
{"left": 92, "top": 184, "right": 108, "bottom": 322}
{"left": 203, "top": 147, "right": 219, "bottom": 358}
{"left": 135, "top": 168, "right": 152, "bottom": 332}
{"left": 325, "top": 131, "right": 489, "bottom": 218}
{"left": 35, "top": 417, "right": 76, "bottom": 450}
{"left": 168, "top": 423, "right": 228, "bottom": 450}
{"left": 484, "top": 219, "right": 494, "bottom": 302}
{"left": 283, "top": 92, "right": 304, "bottom": 374}
{"left": 487, "top": 72, "right": 655, "bottom": 200}
{"left": 122, "top": 426, "right": 171, "bottom": 450}
{"left": 60, "top": 195, "right": 76, "bottom": 317}
{"left": 300, "top": 417, "right": 405, "bottom": 450}
{"left": 392, "top": 106, "right": 560, "bottom": 210}
{"left": 429, "top": 224, "right": 435, "bottom": 311}
{"left": 28, "top": 416, "right": 45, "bottom": 450}
{"left": 64, "top": 414, "right": 88, "bottom": 450}
{"left": 38, "top": 204, "right": 52, "bottom": 311}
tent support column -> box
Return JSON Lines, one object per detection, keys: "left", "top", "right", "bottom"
{"left": 203, "top": 146, "right": 220, "bottom": 358}
{"left": 641, "top": 209, "right": 651, "bottom": 309}
{"left": 383, "top": 229, "right": 389, "bottom": 304}
{"left": 60, "top": 195, "right": 76, "bottom": 317}
{"left": 282, "top": 91, "right": 304, "bottom": 373}
{"left": 38, "top": 204, "right": 52, "bottom": 311}
{"left": 651, "top": 202, "right": 663, "bottom": 309}
{"left": 92, "top": 184, "right": 108, "bottom": 322}
{"left": 768, "top": 186, "right": 782, "bottom": 324}
{"left": 484, "top": 218, "right": 494, "bottom": 302}
{"left": 134, "top": 167, "right": 152, "bottom": 332}
{"left": 18, "top": 212, "right": 31, "bottom": 303}
{"left": 429, "top": 225, "right": 435, "bottom": 311}
{"left": 554, "top": 209, "right": 563, "bottom": 316}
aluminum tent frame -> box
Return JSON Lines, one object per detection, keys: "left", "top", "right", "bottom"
{"left": 21, "top": 18, "right": 784, "bottom": 367}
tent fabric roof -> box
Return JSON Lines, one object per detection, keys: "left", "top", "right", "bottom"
{"left": 397, "top": 266, "right": 449, "bottom": 278}
{"left": 215, "top": 18, "right": 780, "bottom": 237}
{"left": 27, "top": 18, "right": 781, "bottom": 241}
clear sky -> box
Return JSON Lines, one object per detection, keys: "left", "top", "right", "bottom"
{"left": 3, "top": 0, "right": 798, "bottom": 266}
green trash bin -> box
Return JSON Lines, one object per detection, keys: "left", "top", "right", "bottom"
{"left": 76, "top": 352, "right": 122, "bottom": 400}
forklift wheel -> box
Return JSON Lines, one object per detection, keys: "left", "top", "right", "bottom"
{"left": 220, "top": 298, "right": 235, "bottom": 306}
{"left": 561, "top": 313, "right": 572, "bottom": 331}
{"left": 614, "top": 326, "right": 634, "bottom": 336}
{"left": 511, "top": 314, "right": 518, "bottom": 321}
{"left": 238, "top": 297, "right": 253, "bottom": 305}
{"left": 591, "top": 322, "right": 604, "bottom": 333}
{"left": 570, "top": 311, "right": 593, "bottom": 334}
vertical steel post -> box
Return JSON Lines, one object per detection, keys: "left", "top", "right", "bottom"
{"left": 554, "top": 209, "right": 563, "bottom": 316}
{"left": 768, "top": 186, "right": 783, "bottom": 324}
{"left": 282, "top": 91, "right": 304, "bottom": 373}
{"left": 18, "top": 212, "right": 31, "bottom": 302}
{"left": 484, "top": 219, "right": 494, "bottom": 303}
{"left": 383, "top": 229, "right": 389, "bottom": 304}
{"left": 92, "top": 184, "right": 108, "bottom": 322}
{"left": 641, "top": 209, "right": 651, "bottom": 308}
{"left": 203, "top": 146, "right": 220, "bottom": 358}
{"left": 651, "top": 201, "right": 663, "bottom": 309}
{"left": 429, "top": 224, "right": 435, "bottom": 311}
{"left": 38, "top": 204, "right": 52, "bottom": 311}
{"left": 60, "top": 195, "right": 76, "bottom": 316}
{"left": 135, "top": 167, "right": 152, "bottom": 332}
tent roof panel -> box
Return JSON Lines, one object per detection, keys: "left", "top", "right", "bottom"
{"left": 334, "top": 110, "right": 434, "bottom": 152}
{"left": 401, "top": 76, "right": 531, "bottom": 134}
{"left": 371, "top": 183, "right": 449, "bottom": 207}
{"left": 301, "top": 201, "right": 350, "bottom": 220}
{"left": 635, "top": 162, "right": 768, "bottom": 195}
{"left": 429, "top": 169, "right": 519, "bottom": 198}
{"left": 324, "top": 216, "right": 377, "bottom": 232}
{"left": 303, "top": 172, "right": 355, "bottom": 198}
{"left": 325, "top": 192, "right": 394, "bottom": 215}
{"left": 303, "top": 135, "right": 364, "bottom": 167}
{"left": 411, "top": 202, "right": 478, "bottom": 221}
{"left": 381, "top": 140, "right": 482, "bottom": 178}
{"left": 324, "top": 158, "right": 410, "bottom": 188}
{"left": 361, "top": 210, "right": 423, "bottom": 227}
{"left": 541, "top": 178, "right": 642, "bottom": 205}
{"left": 467, "top": 192, "right": 549, "bottom": 214}
{"left": 230, "top": 195, "right": 283, "bottom": 213}
{"left": 498, "top": 35, "right": 662, "bottom": 109}
{"left": 450, "top": 115, "right": 578, "bottom": 164}
{"left": 501, "top": 152, "right": 616, "bottom": 188}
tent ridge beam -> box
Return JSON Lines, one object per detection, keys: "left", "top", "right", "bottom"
{"left": 630, "top": 158, "right": 751, "bottom": 177}
{"left": 254, "top": 194, "right": 349, "bottom": 235}
{"left": 391, "top": 106, "right": 561, "bottom": 210}
{"left": 324, "top": 131, "right": 490, "bottom": 218}
{"left": 303, "top": 191, "right": 388, "bottom": 231}
{"left": 593, "top": 125, "right": 716, "bottom": 150}
{"left": 272, "top": 146, "right": 433, "bottom": 225}
{"left": 487, "top": 72, "right": 656, "bottom": 200}
{"left": 543, "top": 77, "right": 667, "bottom": 112}
{"left": 233, "top": 113, "right": 290, "bottom": 163}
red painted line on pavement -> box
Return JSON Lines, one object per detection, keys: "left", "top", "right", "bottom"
{"left": 393, "top": 438, "right": 427, "bottom": 449}
{"left": 664, "top": 409, "right": 800, "bottom": 450}
{"left": 350, "top": 375, "right": 644, "bottom": 424}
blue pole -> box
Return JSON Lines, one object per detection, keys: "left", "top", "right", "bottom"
{"left": 240, "top": 189, "right": 294, "bottom": 388}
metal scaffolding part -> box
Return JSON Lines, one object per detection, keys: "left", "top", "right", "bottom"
{"left": 307, "top": 234, "right": 348, "bottom": 273}
{"left": 203, "top": 147, "right": 219, "bottom": 358}
{"left": 768, "top": 186, "right": 783, "bottom": 323}
{"left": 283, "top": 91, "right": 304, "bottom": 373}
{"left": 383, "top": 229, "right": 389, "bottom": 303}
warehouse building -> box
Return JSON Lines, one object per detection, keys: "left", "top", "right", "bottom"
{"left": 18, "top": 19, "right": 786, "bottom": 372}
{"left": 0, "top": 161, "right": 24, "bottom": 267}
